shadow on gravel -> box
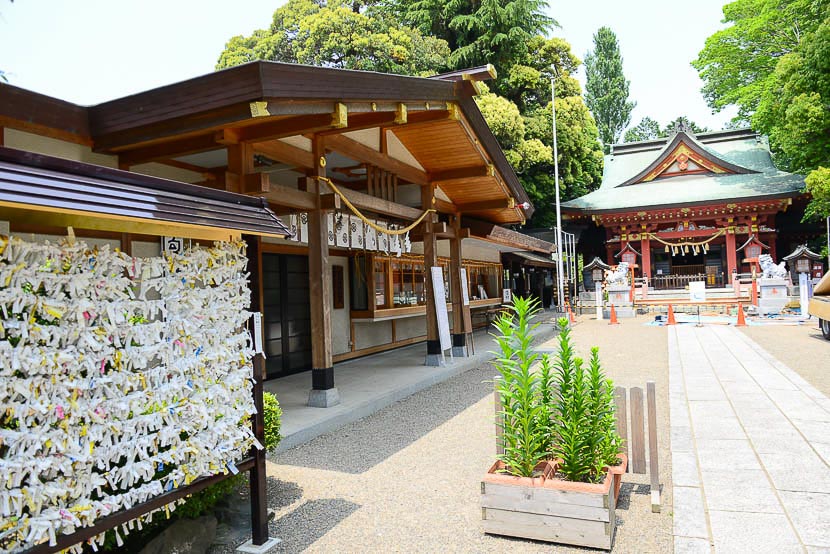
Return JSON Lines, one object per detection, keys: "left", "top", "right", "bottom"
{"left": 210, "top": 477, "right": 304, "bottom": 553}
{"left": 616, "top": 482, "right": 650, "bottom": 511}
{"left": 273, "top": 366, "right": 497, "bottom": 473}
{"left": 269, "top": 498, "right": 360, "bottom": 552}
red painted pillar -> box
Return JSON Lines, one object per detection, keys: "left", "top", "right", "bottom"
{"left": 641, "top": 237, "right": 652, "bottom": 279}
{"left": 726, "top": 230, "right": 737, "bottom": 283}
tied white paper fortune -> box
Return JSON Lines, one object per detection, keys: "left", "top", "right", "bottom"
{"left": 0, "top": 236, "right": 262, "bottom": 552}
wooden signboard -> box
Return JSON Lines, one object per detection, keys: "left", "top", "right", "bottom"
{"left": 431, "top": 266, "right": 452, "bottom": 355}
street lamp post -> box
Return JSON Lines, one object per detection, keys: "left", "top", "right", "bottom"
{"left": 551, "top": 73, "right": 566, "bottom": 314}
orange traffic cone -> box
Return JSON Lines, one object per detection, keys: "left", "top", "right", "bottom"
{"left": 667, "top": 304, "right": 677, "bottom": 326}
{"left": 736, "top": 302, "right": 747, "bottom": 327}
{"left": 609, "top": 304, "right": 619, "bottom": 325}
{"left": 566, "top": 300, "right": 576, "bottom": 324}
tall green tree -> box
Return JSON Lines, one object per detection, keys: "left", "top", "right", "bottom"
{"left": 216, "top": 0, "right": 450, "bottom": 75}
{"left": 752, "top": 17, "right": 830, "bottom": 220}
{"left": 692, "top": 0, "right": 829, "bottom": 122}
{"left": 393, "top": 0, "right": 555, "bottom": 77}
{"left": 584, "top": 27, "right": 635, "bottom": 153}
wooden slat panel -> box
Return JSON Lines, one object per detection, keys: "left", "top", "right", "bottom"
{"left": 647, "top": 381, "right": 661, "bottom": 512}
{"left": 483, "top": 482, "right": 608, "bottom": 510}
{"left": 630, "top": 387, "right": 646, "bottom": 474}
{"left": 614, "top": 386, "right": 628, "bottom": 471}
{"left": 482, "top": 508, "right": 611, "bottom": 550}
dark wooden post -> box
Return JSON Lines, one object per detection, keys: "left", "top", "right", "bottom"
{"left": 422, "top": 183, "right": 442, "bottom": 366}
{"left": 449, "top": 214, "right": 467, "bottom": 357}
{"left": 307, "top": 136, "right": 339, "bottom": 407}
{"left": 243, "top": 234, "right": 269, "bottom": 546}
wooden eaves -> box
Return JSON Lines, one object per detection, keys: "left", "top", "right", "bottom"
{"left": 0, "top": 146, "right": 292, "bottom": 241}
{"left": 0, "top": 61, "right": 533, "bottom": 224}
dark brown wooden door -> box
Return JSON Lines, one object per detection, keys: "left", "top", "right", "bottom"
{"left": 262, "top": 254, "right": 312, "bottom": 379}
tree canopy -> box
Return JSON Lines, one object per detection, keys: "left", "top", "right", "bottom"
{"left": 216, "top": 0, "right": 450, "bottom": 75}
{"left": 215, "top": 0, "right": 604, "bottom": 228}
{"left": 692, "top": 0, "right": 829, "bottom": 122}
{"left": 623, "top": 116, "right": 709, "bottom": 142}
{"left": 584, "top": 27, "right": 635, "bottom": 152}
{"left": 695, "top": 0, "right": 830, "bottom": 223}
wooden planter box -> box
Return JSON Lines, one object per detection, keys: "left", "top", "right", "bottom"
{"left": 481, "top": 455, "right": 628, "bottom": 551}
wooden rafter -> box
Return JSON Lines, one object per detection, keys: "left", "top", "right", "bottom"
{"left": 323, "top": 134, "right": 429, "bottom": 185}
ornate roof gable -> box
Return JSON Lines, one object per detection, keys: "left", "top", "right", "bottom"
{"left": 619, "top": 131, "right": 758, "bottom": 187}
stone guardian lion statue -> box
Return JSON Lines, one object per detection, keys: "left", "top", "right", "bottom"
{"left": 605, "top": 261, "right": 630, "bottom": 285}
{"left": 759, "top": 253, "right": 787, "bottom": 279}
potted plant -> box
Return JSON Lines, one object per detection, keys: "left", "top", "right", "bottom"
{"left": 481, "top": 298, "right": 626, "bottom": 550}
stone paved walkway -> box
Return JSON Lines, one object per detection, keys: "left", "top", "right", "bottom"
{"left": 670, "top": 325, "right": 830, "bottom": 553}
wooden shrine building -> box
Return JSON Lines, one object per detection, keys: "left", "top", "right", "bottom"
{"left": 562, "top": 126, "right": 808, "bottom": 289}
{"left": 0, "top": 61, "right": 552, "bottom": 407}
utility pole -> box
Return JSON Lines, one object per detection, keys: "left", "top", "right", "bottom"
{"left": 551, "top": 73, "right": 566, "bottom": 314}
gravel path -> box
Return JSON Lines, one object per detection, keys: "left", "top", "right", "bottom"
{"left": 220, "top": 314, "right": 672, "bottom": 553}
{"left": 741, "top": 321, "right": 830, "bottom": 397}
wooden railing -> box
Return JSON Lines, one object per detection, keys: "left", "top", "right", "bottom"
{"left": 650, "top": 272, "right": 725, "bottom": 290}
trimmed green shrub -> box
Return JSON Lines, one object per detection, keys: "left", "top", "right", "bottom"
{"left": 263, "top": 391, "right": 282, "bottom": 451}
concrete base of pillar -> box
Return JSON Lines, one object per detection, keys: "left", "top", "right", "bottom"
{"left": 424, "top": 354, "right": 445, "bottom": 366}
{"left": 451, "top": 346, "right": 467, "bottom": 357}
{"left": 307, "top": 387, "right": 341, "bottom": 408}
{"left": 237, "top": 538, "right": 282, "bottom": 553}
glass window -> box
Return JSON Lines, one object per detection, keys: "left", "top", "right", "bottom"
{"left": 374, "top": 259, "right": 388, "bottom": 308}
{"left": 349, "top": 255, "right": 370, "bottom": 311}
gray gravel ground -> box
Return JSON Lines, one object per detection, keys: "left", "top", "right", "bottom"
{"left": 741, "top": 320, "right": 830, "bottom": 396}
{"left": 216, "top": 314, "right": 673, "bottom": 553}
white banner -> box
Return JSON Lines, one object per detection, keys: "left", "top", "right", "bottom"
{"left": 431, "top": 266, "right": 452, "bottom": 353}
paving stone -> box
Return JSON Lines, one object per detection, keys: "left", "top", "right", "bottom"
{"left": 699, "top": 469, "right": 783, "bottom": 514}
{"left": 689, "top": 411, "right": 746, "bottom": 440}
{"left": 672, "top": 425, "right": 695, "bottom": 452}
{"left": 673, "top": 486, "right": 709, "bottom": 539}
{"left": 811, "top": 441, "right": 830, "bottom": 466}
{"left": 747, "top": 429, "right": 815, "bottom": 456}
{"left": 779, "top": 491, "right": 830, "bottom": 547}
{"left": 767, "top": 389, "right": 830, "bottom": 422}
{"left": 719, "top": 380, "right": 764, "bottom": 396}
{"left": 673, "top": 450, "right": 701, "bottom": 487}
{"left": 707, "top": 510, "right": 801, "bottom": 554}
{"left": 790, "top": 418, "right": 830, "bottom": 443}
{"left": 695, "top": 439, "right": 761, "bottom": 471}
{"left": 760, "top": 450, "right": 830, "bottom": 494}
{"left": 674, "top": 536, "right": 712, "bottom": 553}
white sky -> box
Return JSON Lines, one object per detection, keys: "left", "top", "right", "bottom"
{"left": 0, "top": 0, "right": 736, "bottom": 132}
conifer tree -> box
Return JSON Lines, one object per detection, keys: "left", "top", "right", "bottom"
{"left": 584, "top": 27, "right": 635, "bottom": 153}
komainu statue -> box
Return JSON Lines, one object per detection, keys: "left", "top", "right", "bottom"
{"left": 759, "top": 253, "right": 787, "bottom": 279}
{"left": 605, "top": 262, "right": 630, "bottom": 285}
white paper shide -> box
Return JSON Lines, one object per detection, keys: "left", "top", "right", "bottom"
{"left": 0, "top": 236, "right": 260, "bottom": 552}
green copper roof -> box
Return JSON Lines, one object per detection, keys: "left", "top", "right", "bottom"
{"left": 562, "top": 129, "right": 805, "bottom": 214}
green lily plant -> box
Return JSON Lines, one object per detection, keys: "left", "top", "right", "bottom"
{"left": 491, "top": 298, "right": 622, "bottom": 482}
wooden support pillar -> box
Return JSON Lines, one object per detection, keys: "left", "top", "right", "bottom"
{"left": 241, "top": 234, "right": 274, "bottom": 549}
{"left": 726, "top": 229, "right": 738, "bottom": 283}
{"left": 641, "top": 237, "right": 652, "bottom": 279}
{"left": 422, "top": 183, "right": 442, "bottom": 366}
{"left": 307, "top": 136, "right": 339, "bottom": 407}
{"left": 449, "top": 214, "right": 467, "bottom": 357}
{"left": 225, "top": 142, "right": 254, "bottom": 194}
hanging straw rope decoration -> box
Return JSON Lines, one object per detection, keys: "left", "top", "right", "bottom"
{"left": 312, "top": 176, "right": 435, "bottom": 235}
{"left": 647, "top": 229, "right": 725, "bottom": 256}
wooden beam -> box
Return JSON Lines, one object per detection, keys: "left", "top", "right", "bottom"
{"left": 323, "top": 134, "right": 428, "bottom": 185}
{"left": 242, "top": 173, "right": 270, "bottom": 195}
{"left": 430, "top": 164, "right": 494, "bottom": 183}
{"left": 117, "top": 134, "right": 219, "bottom": 166}
{"left": 252, "top": 140, "right": 313, "bottom": 169}
{"left": 316, "top": 110, "right": 402, "bottom": 137}
{"left": 218, "top": 110, "right": 345, "bottom": 144}
{"left": 257, "top": 184, "right": 317, "bottom": 211}
{"left": 456, "top": 198, "right": 514, "bottom": 212}
{"left": 422, "top": 183, "right": 440, "bottom": 363}
{"left": 339, "top": 187, "right": 423, "bottom": 220}
{"left": 432, "top": 197, "right": 457, "bottom": 214}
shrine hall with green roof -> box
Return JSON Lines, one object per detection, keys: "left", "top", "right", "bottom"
{"left": 561, "top": 126, "right": 810, "bottom": 288}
